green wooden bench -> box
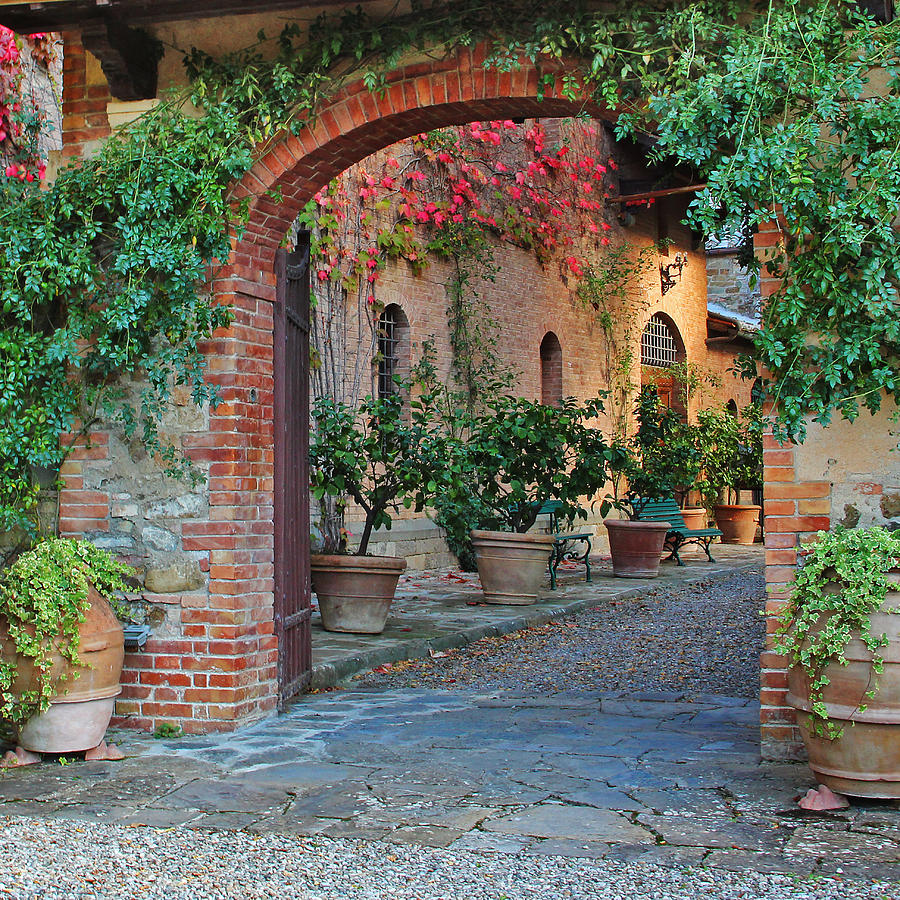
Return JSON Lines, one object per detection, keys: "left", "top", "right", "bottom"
{"left": 536, "top": 500, "right": 592, "bottom": 590}
{"left": 633, "top": 497, "right": 722, "bottom": 566}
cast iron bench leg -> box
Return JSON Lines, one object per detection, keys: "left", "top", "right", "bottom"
{"left": 549, "top": 541, "right": 560, "bottom": 590}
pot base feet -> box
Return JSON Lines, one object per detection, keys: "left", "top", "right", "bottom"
{"left": 84, "top": 740, "right": 124, "bottom": 761}
{"left": 0, "top": 746, "right": 42, "bottom": 767}
{"left": 797, "top": 784, "right": 850, "bottom": 811}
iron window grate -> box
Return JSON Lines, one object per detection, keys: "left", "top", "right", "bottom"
{"left": 641, "top": 314, "right": 678, "bottom": 368}
{"left": 378, "top": 305, "right": 401, "bottom": 398}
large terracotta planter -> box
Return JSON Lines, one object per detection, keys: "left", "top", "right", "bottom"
{"left": 713, "top": 504, "right": 760, "bottom": 544}
{"left": 786, "top": 573, "right": 900, "bottom": 798}
{"left": 470, "top": 530, "right": 555, "bottom": 605}
{"left": 604, "top": 519, "right": 670, "bottom": 578}
{"left": 310, "top": 554, "right": 407, "bottom": 634}
{"left": 680, "top": 507, "right": 707, "bottom": 530}
{"left": 0, "top": 586, "right": 124, "bottom": 754}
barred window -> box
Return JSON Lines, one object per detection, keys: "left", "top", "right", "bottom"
{"left": 377, "top": 304, "right": 409, "bottom": 399}
{"left": 641, "top": 314, "right": 679, "bottom": 368}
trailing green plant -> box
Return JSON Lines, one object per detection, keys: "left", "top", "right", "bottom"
{"left": 576, "top": 245, "right": 655, "bottom": 449}
{"left": 775, "top": 526, "right": 900, "bottom": 738}
{"left": 0, "top": 537, "right": 134, "bottom": 726}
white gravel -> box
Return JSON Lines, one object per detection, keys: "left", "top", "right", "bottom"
{"left": 1, "top": 817, "right": 897, "bottom": 900}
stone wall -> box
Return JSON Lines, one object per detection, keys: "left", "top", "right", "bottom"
{"left": 705, "top": 250, "right": 761, "bottom": 323}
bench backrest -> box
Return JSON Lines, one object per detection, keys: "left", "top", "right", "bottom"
{"left": 633, "top": 498, "right": 686, "bottom": 530}
{"left": 534, "top": 499, "right": 562, "bottom": 531}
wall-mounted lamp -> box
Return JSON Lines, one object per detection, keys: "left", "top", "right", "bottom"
{"left": 660, "top": 252, "right": 688, "bottom": 295}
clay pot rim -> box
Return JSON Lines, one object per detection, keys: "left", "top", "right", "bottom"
{"left": 310, "top": 553, "right": 407, "bottom": 572}
{"left": 712, "top": 504, "right": 762, "bottom": 511}
{"left": 470, "top": 529, "right": 556, "bottom": 545}
{"left": 603, "top": 518, "right": 672, "bottom": 531}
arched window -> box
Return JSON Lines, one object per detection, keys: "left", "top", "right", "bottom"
{"left": 377, "top": 304, "right": 410, "bottom": 400}
{"left": 641, "top": 314, "right": 681, "bottom": 369}
{"left": 726, "top": 399, "right": 739, "bottom": 416}
{"left": 640, "top": 313, "right": 686, "bottom": 417}
{"left": 540, "top": 332, "right": 563, "bottom": 406}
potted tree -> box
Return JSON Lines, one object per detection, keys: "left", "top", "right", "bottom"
{"left": 309, "top": 389, "right": 446, "bottom": 633}
{"left": 696, "top": 404, "right": 762, "bottom": 543}
{"left": 602, "top": 388, "right": 678, "bottom": 577}
{"left": 776, "top": 526, "right": 900, "bottom": 798}
{"left": 0, "top": 537, "right": 133, "bottom": 756}
{"left": 445, "top": 395, "right": 616, "bottom": 604}
{"left": 632, "top": 386, "right": 705, "bottom": 526}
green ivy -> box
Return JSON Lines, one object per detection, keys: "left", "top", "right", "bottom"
{"left": 0, "top": 538, "right": 134, "bottom": 725}
{"left": 775, "top": 526, "right": 900, "bottom": 738}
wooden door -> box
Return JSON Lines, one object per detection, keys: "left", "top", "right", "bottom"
{"left": 273, "top": 236, "right": 312, "bottom": 704}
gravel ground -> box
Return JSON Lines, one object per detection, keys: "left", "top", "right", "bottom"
{"left": 0, "top": 819, "right": 896, "bottom": 900}
{"left": 354, "top": 567, "right": 765, "bottom": 698}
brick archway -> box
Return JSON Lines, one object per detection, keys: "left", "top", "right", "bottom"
{"left": 187, "top": 46, "right": 606, "bottom": 729}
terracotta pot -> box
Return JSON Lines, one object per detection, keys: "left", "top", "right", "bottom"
{"left": 0, "top": 586, "right": 124, "bottom": 754}
{"left": 604, "top": 519, "right": 670, "bottom": 578}
{"left": 713, "top": 504, "right": 760, "bottom": 544}
{"left": 311, "top": 554, "right": 406, "bottom": 634}
{"left": 470, "top": 530, "right": 555, "bottom": 605}
{"left": 786, "top": 573, "right": 900, "bottom": 798}
{"left": 680, "top": 507, "right": 707, "bottom": 530}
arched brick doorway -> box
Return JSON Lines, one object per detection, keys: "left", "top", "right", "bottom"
{"left": 196, "top": 47, "right": 608, "bottom": 727}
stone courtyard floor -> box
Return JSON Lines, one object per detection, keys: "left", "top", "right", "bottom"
{"left": 2, "top": 546, "right": 900, "bottom": 898}
{"left": 310, "top": 544, "right": 762, "bottom": 687}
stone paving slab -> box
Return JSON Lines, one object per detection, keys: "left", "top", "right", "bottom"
{"left": 310, "top": 545, "right": 762, "bottom": 687}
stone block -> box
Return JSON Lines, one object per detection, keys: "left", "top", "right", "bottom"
{"left": 145, "top": 560, "right": 205, "bottom": 593}
{"left": 142, "top": 525, "right": 180, "bottom": 552}
{"left": 146, "top": 494, "right": 206, "bottom": 520}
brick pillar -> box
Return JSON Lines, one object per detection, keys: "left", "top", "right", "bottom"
{"left": 59, "top": 32, "right": 111, "bottom": 162}
{"left": 756, "top": 217, "right": 832, "bottom": 759}
{"left": 183, "top": 278, "right": 280, "bottom": 727}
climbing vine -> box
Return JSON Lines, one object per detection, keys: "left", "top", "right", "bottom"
{"left": 296, "top": 118, "right": 618, "bottom": 552}
{"left": 0, "top": 0, "right": 897, "bottom": 531}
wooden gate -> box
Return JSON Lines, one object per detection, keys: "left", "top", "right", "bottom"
{"left": 273, "top": 236, "right": 312, "bottom": 704}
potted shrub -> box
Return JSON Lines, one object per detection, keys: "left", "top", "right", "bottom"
{"left": 602, "top": 388, "right": 678, "bottom": 577}
{"left": 632, "top": 386, "right": 705, "bottom": 526}
{"left": 309, "top": 390, "right": 446, "bottom": 633}
{"left": 0, "top": 537, "right": 134, "bottom": 755}
{"left": 445, "top": 396, "right": 616, "bottom": 604}
{"left": 776, "top": 526, "right": 900, "bottom": 798}
{"left": 696, "top": 404, "right": 762, "bottom": 543}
